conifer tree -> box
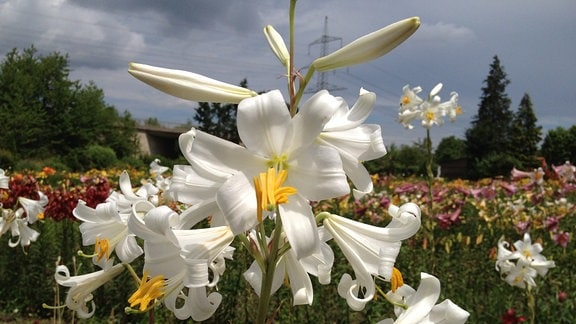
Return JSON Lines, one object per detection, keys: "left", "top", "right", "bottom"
{"left": 510, "top": 93, "right": 542, "bottom": 168}
{"left": 465, "top": 55, "right": 516, "bottom": 178}
{"left": 193, "top": 79, "right": 247, "bottom": 144}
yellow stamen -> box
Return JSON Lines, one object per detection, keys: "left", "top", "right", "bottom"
{"left": 401, "top": 96, "right": 410, "bottom": 105}
{"left": 391, "top": 267, "right": 404, "bottom": 293}
{"left": 425, "top": 111, "right": 435, "bottom": 121}
{"left": 37, "top": 212, "right": 45, "bottom": 221}
{"left": 95, "top": 238, "right": 110, "bottom": 262}
{"left": 128, "top": 270, "right": 165, "bottom": 312}
{"left": 455, "top": 106, "right": 463, "bottom": 115}
{"left": 253, "top": 168, "right": 297, "bottom": 222}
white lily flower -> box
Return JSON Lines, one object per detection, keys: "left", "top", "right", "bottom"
{"left": 317, "top": 88, "right": 387, "bottom": 198}
{"left": 264, "top": 25, "right": 290, "bottom": 69}
{"left": 171, "top": 90, "right": 349, "bottom": 259}
{"left": 379, "top": 272, "right": 470, "bottom": 324}
{"left": 18, "top": 191, "right": 48, "bottom": 224}
{"left": 0, "top": 168, "right": 8, "bottom": 189}
{"left": 398, "top": 83, "right": 460, "bottom": 129}
{"left": 73, "top": 200, "right": 143, "bottom": 265}
{"left": 54, "top": 263, "right": 125, "bottom": 319}
{"left": 312, "top": 17, "right": 420, "bottom": 72}
{"left": 322, "top": 202, "right": 421, "bottom": 310}
{"left": 6, "top": 211, "right": 40, "bottom": 248}
{"left": 127, "top": 201, "right": 234, "bottom": 321}
{"left": 128, "top": 63, "right": 258, "bottom": 104}
{"left": 495, "top": 233, "right": 555, "bottom": 289}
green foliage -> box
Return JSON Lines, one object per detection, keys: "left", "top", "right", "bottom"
{"left": 0, "top": 46, "right": 138, "bottom": 169}
{"left": 509, "top": 93, "right": 542, "bottom": 168}
{"left": 193, "top": 79, "right": 248, "bottom": 144}
{"left": 365, "top": 142, "right": 432, "bottom": 176}
{"left": 473, "top": 152, "right": 522, "bottom": 179}
{"left": 541, "top": 126, "right": 576, "bottom": 166}
{"left": 0, "top": 149, "right": 15, "bottom": 169}
{"left": 435, "top": 136, "right": 467, "bottom": 164}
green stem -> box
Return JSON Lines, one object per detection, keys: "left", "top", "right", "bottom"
{"left": 527, "top": 288, "right": 535, "bottom": 324}
{"left": 425, "top": 127, "right": 434, "bottom": 217}
{"left": 288, "top": 0, "right": 297, "bottom": 115}
{"left": 255, "top": 215, "right": 284, "bottom": 324}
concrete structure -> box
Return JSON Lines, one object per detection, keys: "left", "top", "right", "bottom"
{"left": 136, "top": 125, "right": 188, "bottom": 158}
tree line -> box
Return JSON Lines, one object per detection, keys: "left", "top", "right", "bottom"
{"left": 0, "top": 47, "right": 573, "bottom": 178}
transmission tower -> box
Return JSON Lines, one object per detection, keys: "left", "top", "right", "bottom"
{"left": 306, "top": 16, "right": 346, "bottom": 93}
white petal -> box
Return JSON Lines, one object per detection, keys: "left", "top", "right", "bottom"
{"left": 312, "top": 17, "right": 420, "bottom": 71}
{"left": 288, "top": 144, "right": 349, "bottom": 201}
{"left": 179, "top": 129, "right": 264, "bottom": 178}
{"left": 289, "top": 90, "right": 342, "bottom": 152}
{"left": 115, "top": 234, "right": 143, "bottom": 264}
{"left": 428, "top": 299, "right": 470, "bottom": 324}
{"left": 324, "top": 88, "right": 376, "bottom": 131}
{"left": 216, "top": 173, "right": 258, "bottom": 234}
{"left": 284, "top": 250, "right": 314, "bottom": 305}
{"left": 279, "top": 195, "right": 320, "bottom": 259}
{"left": 237, "top": 90, "right": 291, "bottom": 157}
{"left": 395, "top": 272, "right": 441, "bottom": 323}
{"left": 128, "top": 62, "right": 256, "bottom": 104}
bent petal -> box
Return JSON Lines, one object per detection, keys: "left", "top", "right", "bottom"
{"left": 323, "top": 88, "right": 376, "bottom": 132}
{"left": 128, "top": 63, "right": 257, "bottom": 104}
{"left": 393, "top": 272, "right": 441, "bottom": 323}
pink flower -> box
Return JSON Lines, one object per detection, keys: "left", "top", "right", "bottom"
{"left": 553, "top": 231, "right": 570, "bottom": 248}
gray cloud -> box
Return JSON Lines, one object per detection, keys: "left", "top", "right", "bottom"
{"left": 1, "top": 0, "right": 574, "bottom": 146}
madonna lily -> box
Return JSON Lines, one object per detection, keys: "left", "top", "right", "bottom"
{"left": 128, "top": 63, "right": 258, "bottom": 104}
{"left": 316, "top": 88, "right": 387, "bottom": 198}
{"left": 54, "top": 263, "right": 125, "bottom": 319}
{"left": 379, "top": 272, "right": 470, "bottom": 324}
{"left": 312, "top": 17, "right": 420, "bottom": 72}
{"left": 18, "top": 192, "right": 48, "bottom": 224}
{"left": 127, "top": 201, "right": 234, "bottom": 321}
{"left": 172, "top": 90, "right": 349, "bottom": 259}
{"left": 73, "top": 199, "right": 143, "bottom": 265}
{"left": 320, "top": 202, "right": 421, "bottom": 310}
{"left": 6, "top": 212, "right": 40, "bottom": 248}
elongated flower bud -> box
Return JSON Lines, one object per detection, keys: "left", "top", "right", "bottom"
{"left": 128, "top": 62, "right": 258, "bottom": 104}
{"left": 264, "top": 25, "right": 290, "bottom": 68}
{"left": 312, "top": 17, "right": 420, "bottom": 72}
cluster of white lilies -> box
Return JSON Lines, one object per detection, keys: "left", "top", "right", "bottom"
{"left": 51, "top": 2, "right": 471, "bottom": 323}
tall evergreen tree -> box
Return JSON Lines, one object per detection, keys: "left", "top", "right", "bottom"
{"left": 465, "top": 55, "right": 516, "bottom": 178}
{"left": 509, "top": 93, "right": 542, "bottom": 168}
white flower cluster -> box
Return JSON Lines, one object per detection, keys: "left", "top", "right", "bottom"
{"left": 399, "top": 83, "right": 462, "bottom": 129}
{"left": 496, "top": 232, "right": 555, "bottom": 289}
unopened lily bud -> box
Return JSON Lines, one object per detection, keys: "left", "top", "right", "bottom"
{"left": 312, "top": 17, "right": 420, "bottom": 72}
{"left": 264, "top": 25, "right": 290, "bottom": 68}
{"left": 128, "top": 62, "right": 257, "bottom": 104}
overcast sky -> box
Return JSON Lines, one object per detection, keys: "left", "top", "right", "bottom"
{"left": 1, "top": 0, "right": 575, "bottom": 147}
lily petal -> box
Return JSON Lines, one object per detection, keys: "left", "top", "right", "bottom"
{"left": 312, "top": 17, "right": 420, "bottom": 71}
{"left": 128, "top": 63, "right": 257, "bottom": 104}
{"left": 278, "top": 194, "right": 320, "bottom": 259}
